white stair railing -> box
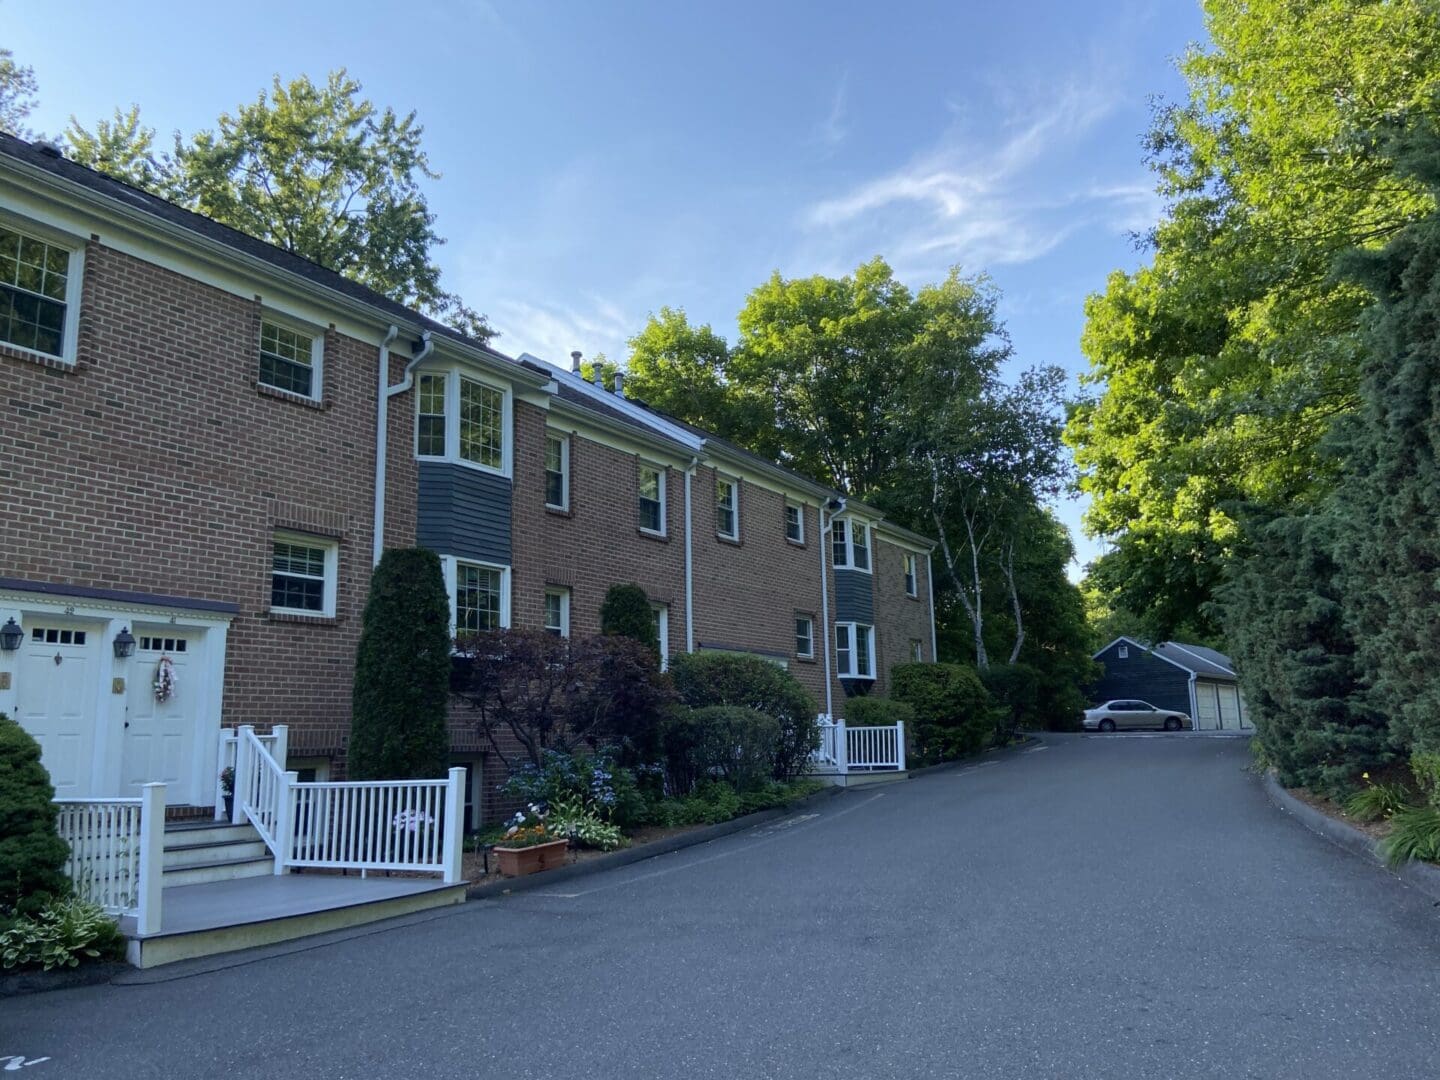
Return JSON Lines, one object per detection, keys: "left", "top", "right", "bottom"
{"left": 229, "top": 724, "right": 465, "bottom": 883}
{"left": 53, "top": 783, "right": 164, "bottom": 935}
{"left": 845, "top": 721, "right": 907, "bottom": 771}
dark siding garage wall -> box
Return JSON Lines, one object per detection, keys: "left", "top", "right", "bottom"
{"left": 417, "top": 461, "right": 512, "bottom": 563}
{"left": 1089, "top": 642, "right": 1191, "bottom": 716}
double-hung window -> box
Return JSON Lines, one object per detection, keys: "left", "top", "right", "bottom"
{"left": 459, "top": 377, "right": 504, "bottom": 469}
{"left": 544, "top": 588, "right": 571, "bottom": 638}
{"left": 417, "top": 373, "right": 447, "bottom": 457}
{"left": 271, "top": 533, "right": 337, "bottom": 617}
{"left": 259, "top": 319, "right": 320, "bottom": 399}
{"left": 652, "top": 603, "right": 670, "bottom": 670}
{"left": 545, "top": 434, "right": 570, "bottom": 510}
{"left": 0, "top": 222, "right": 75, "bottom": 359}
{"left": 832, "top": 518, "right": 871, "bottom": 572}
{"left": 785, "top": 503, "right": 804, "bottom": 544}
{"left": 904, "top": 553, "right": 918, "bottom": 597}
{"left": 795, "top": 616, "right": 815, "bottom": 659}
{"left": 455, "top": 562, "right": 506, "bottom": 639}
{"left": 415, "top": 369, "right": 510, "bottom": 474}
{"left": 835, "top": 621, "right": 875, "bottom": 679}
{"left": 639, "top": 464, "right": 666, "bottom": 535}
{"left": 716, "top": 477, "right": 738, "bottom": 539}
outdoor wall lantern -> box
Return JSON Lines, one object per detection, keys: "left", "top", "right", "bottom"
{"left": 0, "top": 618, "right": 22, "bottom": 652}
{"left": 113, "top": 626, "right": 136, "bottom": 659}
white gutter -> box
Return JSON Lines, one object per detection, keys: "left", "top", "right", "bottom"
{"left": 684, "top": 456, "right": 698, "bottom": 652}
{"left": 927, "top": 552, "right": 938, "bottom": 662}
{"left": 818, "top": 497, "right": 846, "bottom": 720}
{"left": 372, "top": 328, "right": 432, "bottom": 565}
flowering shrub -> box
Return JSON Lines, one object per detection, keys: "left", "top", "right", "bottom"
{"left": 501, "top": 747, "right": 649, "bottom": 828}
{"left": 495, "top": 805, "right": 563, "bottom": 849}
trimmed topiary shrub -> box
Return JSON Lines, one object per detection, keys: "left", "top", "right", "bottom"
{"left": 349, "top": 548, "right": 453, "bottom": 780}
{"left": 0, "top": 712, "right": 72, "bottom": 920}
{"left": 600, "top": 584, "right": 659, "bottom": 654}
{"left": 890, "top": 662, "right": 995, "bottom": 763}
{"left": 668, "top": 652, "right": 818, "bottom": 781}
{"left": 843, "top": 697, "right": 915, "bottom": 730}
{"left": 660, "top": 705, "right": 781, "bottom": 794}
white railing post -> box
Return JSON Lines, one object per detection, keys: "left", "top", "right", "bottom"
{"left": 835, "top": 718, "right": 848, "bottom": 775}
{"left": 136, "top": 783, "right": 165, "bottom": 937}
{"left": 272, "top": 771, "right": 298, "bottom": 874}
{"left": 271, "top": 723, "right": 289, "bottom": 769}
{"left": 233, "top": 725, "right": 254, "bottom": 825}
{"left": 896, "top": 720, "right": 907, "bottom": 771}
{"left": 443, "top": 767, "right": 466, "bottom": 885}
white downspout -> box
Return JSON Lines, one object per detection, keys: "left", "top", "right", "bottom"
{"left": 372, "top": 327, "right": 433, "bottom": 565}
{"left": 927, "top": 551, "right": 938, "bottom": 662}
{"left": 684, "top": 456, "right": 698, "bottom": 652}
{"left": 819, "top": 497, "right": 846, "bottom": 721}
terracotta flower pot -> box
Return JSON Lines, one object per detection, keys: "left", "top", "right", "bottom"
{"left": 494, "top": 838, "right": 570, "bottom": 877}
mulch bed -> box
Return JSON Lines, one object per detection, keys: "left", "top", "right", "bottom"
{"left": 1286, "top": 786, "right": 1392, "bottom": 842}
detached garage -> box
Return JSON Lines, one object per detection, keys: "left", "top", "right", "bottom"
{"left": 1090, "top": 637, "right": 1251, "bottom": 733}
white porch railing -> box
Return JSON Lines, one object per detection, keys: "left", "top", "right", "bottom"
{"left": 216, "top": 727, "right": 283, "bottom": 819}
{"left": 230, "top": 725, "right": 465, "bottom": 883}
{"left": 53, "top": 783, "right": 164, "bottom": 935}
{"left": 810, "top": 716, "right": 907, "bottom": 775}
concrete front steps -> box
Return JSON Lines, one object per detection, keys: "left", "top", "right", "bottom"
{"left": 121, "top": 820, "right": 468, "bottom": 968}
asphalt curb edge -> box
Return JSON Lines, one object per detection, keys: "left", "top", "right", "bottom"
{"left": 1261, "top": 769, "right": 1440, "bottom": 905}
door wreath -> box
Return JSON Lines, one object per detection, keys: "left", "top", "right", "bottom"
{"left": 153, "top": 655, "right": 178, "bottom": 703}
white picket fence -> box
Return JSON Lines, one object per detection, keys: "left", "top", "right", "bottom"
{"left": 811, "top": 716, "right": 907, "bottom": 775}
{"left": 53, "top": 784, "right": 165, "bottom": 935}
{"left": 231, "top": 725, "right": 464, "bottom": 882}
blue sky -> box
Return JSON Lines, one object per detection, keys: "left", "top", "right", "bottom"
{"left": 9, "top": 0, "right": 1207, "bottom": 573}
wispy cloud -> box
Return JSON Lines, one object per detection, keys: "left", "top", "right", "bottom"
{"left": 800, "top": 79, "right": 1150, "bottom": 274}
{"left": 489, "top": 296, "right": 634, "bottom": 368}
{"left": 812, "top": 73, "right": 849, "bottom": 152}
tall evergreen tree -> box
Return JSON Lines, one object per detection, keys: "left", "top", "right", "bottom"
{"left": 348, "top": 548, "right": 452, "bottom": 780}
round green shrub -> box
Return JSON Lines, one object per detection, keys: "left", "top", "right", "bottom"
{"left": 349, "top": 548, "right": 453, "bottom": 780}
{"left": 0, "top": 712, "right": 72, "bottom": 918}
{"left": 600, "top": 584, "right": 659, "bottom": 653}
{"left": 890, "top": 662, "right": 995, "bottom": 762}
{"left": 668, "top": 652, "right": 818, "bottom": 781}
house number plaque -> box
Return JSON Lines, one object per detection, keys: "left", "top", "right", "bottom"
{"left": 112, "top": 678, "right": 126, "bottom": 694}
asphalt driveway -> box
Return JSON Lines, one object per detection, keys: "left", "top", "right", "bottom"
{"left": 7, "top": 734, "right": 1440, "bottom": 1079}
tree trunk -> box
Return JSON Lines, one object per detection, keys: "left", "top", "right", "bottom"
{"left": 1002, "top": 538, "right": 1024, "bottom": 666}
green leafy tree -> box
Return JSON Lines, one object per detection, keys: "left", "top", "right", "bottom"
{"left": 66, "top": 70, "right": 490, "bottom": 340}
{"left": 1068, "top": 0, "right": 1440, "bottom": 637}
{"left": 0, "top": 713, "right": 72, "bottom": 919}
{"left": 0, "top": 42, "right": 38, "bottom": 138}
{"left": 348, "top": 548, "right": 453, "bottom": 780}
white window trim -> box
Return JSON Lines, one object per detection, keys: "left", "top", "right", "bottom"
{"left": 442, "top": 556, "right": 512, "bottom": 644}
{"left": 0, "top": 215, "right": 84, "bottom": 366}
{"left": 835, "top": 620, "right": 876, "bottom": 680}
{"left": 1118, "top": 645, "right": 1129, "bottom": 659}
{"left": 270, "top": 531, "right": 338, "bottom": 618}
{"left": 832, "top": 517, "right": 873, "bottom": 575}
{"left": 785, "top": 502, "right": 805, "bottom": 545}
{"left": 639, "top": 461, "right": 668, "bottom": 537}
{"left": 795, "top": 615, "right": 815, "bottom": 659}
{"left": 544, "top": 587, "right": 571, "bottom": 638}
{"left": 904, "top": 553, "right": 918, "bottom": 598}
{"left": 910, "top": 639, "right": 924, "bottom": 663}
{"left": 258, "top": 312, "right": 324, "bottom": 401}
{"left": 544, "top": 432, "right": 570, "bottom": 511}
{"left": 716, "top": 475, "right": 740, "bottom": 540}
{"left": 414, "top": 365, "right": 513, "bottom": 479}
{"left": 652, "top": 603, "right": 670, "bottom": 671}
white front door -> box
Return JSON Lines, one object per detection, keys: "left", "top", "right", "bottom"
{"left": 122, "top": 630, "right": 201, "bottom": 803}
{"left": 15, "top": 621, "right": 101, "bottom": 798}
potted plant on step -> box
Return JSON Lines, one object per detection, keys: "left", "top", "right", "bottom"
{"left": 493, "top": 806, "right": 569, "bottom": 877}
{"left": 219, "top": 767, "right": 235, "bottom": 820}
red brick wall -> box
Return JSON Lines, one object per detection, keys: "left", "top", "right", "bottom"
{"left": 0, "top": 240, "right": 415, "bottom": 765}
{"left": 870, "top": 537, "right": 933, "bottom": 699}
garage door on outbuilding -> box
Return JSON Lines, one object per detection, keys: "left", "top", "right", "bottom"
{"left": 1090, "top": 637, "right": 1252, "bottom": 733}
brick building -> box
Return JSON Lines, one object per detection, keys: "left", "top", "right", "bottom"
{"left": 0, "top": 133, "right": 936, "bottom": 828}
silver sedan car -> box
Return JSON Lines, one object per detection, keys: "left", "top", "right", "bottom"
{"left": 1083, "top": 699, "right": 1192, "bottom": 732}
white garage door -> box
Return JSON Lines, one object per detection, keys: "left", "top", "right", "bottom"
{"left": 1194, "top": 682, "right": 1220, "bottom": 731}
